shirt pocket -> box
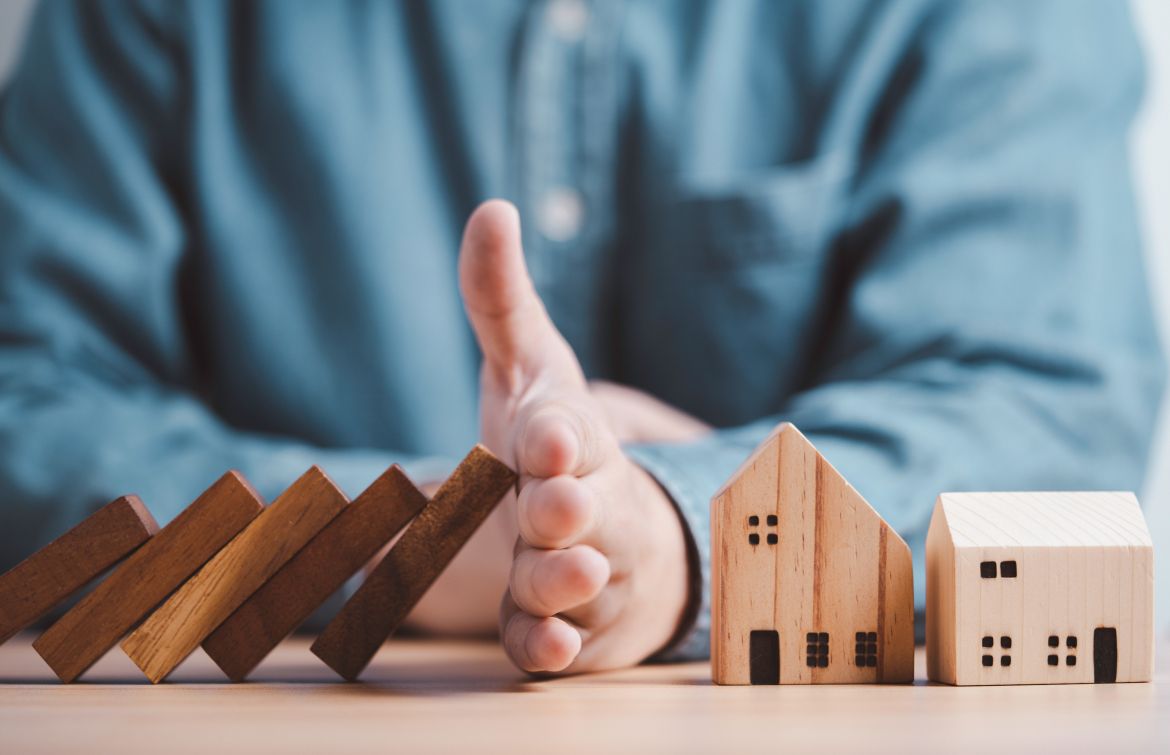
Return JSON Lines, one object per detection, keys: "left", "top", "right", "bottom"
{"left": 621, "top": 151, "right": 849, "bottom": 424}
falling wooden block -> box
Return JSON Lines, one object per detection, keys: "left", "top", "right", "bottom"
{"left": 33, "top": 472, "right": 264, "bottom": 682}
{"left": 926, "top": 491, "right": 1155, "bottom": 686}
{"left": 0, "top": 496, "right": 158, "bottom": 646}
{"left": 311, "top": 445, "right": 516, "bottom": 680}
{"left": 202, "top": 466, "right": 428, "bottom": 681}
{"left": 710, "top": 423, "right": 914, "bottom": 685}
{"left": 121, "top": 467, "right": 347, "bottom": 683}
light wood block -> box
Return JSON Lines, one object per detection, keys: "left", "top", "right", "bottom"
{"left": 926, "top": 491, "right": 1155, "bottom": 685}
{"left": 311, "top": 445, "right": 516, "bottom": 680}
{"left": 711, "top": 423, "right": 914, "bottom": 685}
{"left": 202, "top": 466, "right": 428, "bottom": 681}
{"left": 0, "top": 496, "right": 159, "bottom": 645}
{"left": 33, "top": 472, "right": 263, "bottom": 682}
{"left": 121, "top": 467, "right": 347, "bottom": 683}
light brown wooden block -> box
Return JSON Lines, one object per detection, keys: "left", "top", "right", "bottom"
{"left": 202, "top": 466, "right": 428, "bottom": 681}
{"left": 311, "top": 445, "right": 516, "bottom": 681}
{"left": 926, "top": 491, "right": 1154, "bottom": 686}
{"left": 33, "top": 472, "right": 264, "bottom": 682}
{"left": 0, "top": 496, "right": 159, "bottom": 645}
{"left": 710, "top": 423, "right": 914, "bottom": 685}
{"left": 121, "top": 467, "right": 347, "bottom": 683}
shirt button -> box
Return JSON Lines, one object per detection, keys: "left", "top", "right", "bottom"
{"left": 537, "top": 187, "right": 586, "bottom": 242}
{"left": 546, "top": 0, "right": 589, "bottom": 42}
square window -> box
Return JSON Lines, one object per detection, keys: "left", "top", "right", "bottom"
{"left": 748, "top": 515, "right": 759, "bottom": 526}
{"left": 807, "top": 655, "right": 817, "bottom": 668}
{"left": 1067, "top": 655, "right": 1076, "bottom": 666}
{"left": 1001, "top": 656, "right": 1011, "bottom": 667}
{"left": 980, "top": 561, "right": 997, "bottom": 579}
{"left": 807, "top": 632, "right": 818, "bottom": 642}
{"left": 855, "top": 655, "right": 866, "bottom": 666}
{"left": 766, "top": 515, "right": 778, "bottom": 526}
{"left": 855, "top": 643, "right": 865, "bottom": 654}
{"left": 1000, "top": 560, "right": 1017, "bottom": 578}
{"left": 818, "top": 656, "right": 829, "bottom": 668}
{"left": 1000, "top": 636, "right": 1011, "bottom": 649}
{"left": 867, "top": 632, "right": 878, "bottom": 642}
{"left": 766, "top": 533, "right": 778, "bottom": 545}
{"left": 819, "top": 632, "right": 829, "bottom": 643}
{"left": 866, "top": 656, "right": 877, "bottom": 667}
{"left": 982, "top": 636, "right": 994, "bottom": 648}
{"left": 1048, "top": 655, "right": 1058, "bottom": 666}
{"left": 867, "top": 643, "right": 877, "bottom": 654}
{"left": 982, "top": 655, "right": 993, "bottom": 667}
{"left": 1067, "top": 636, "right": 1077, "bottom": 649}
{"left": 749, "top": 533, "right": 760, "bottom": 545}
{"left": 1048, "top": 635, "right": 1059, "bottom": 648}
{"left": 856, "top": 632, "right": 866, "bottom": 642}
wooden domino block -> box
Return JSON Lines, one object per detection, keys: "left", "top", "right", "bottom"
{"left": 311, "top": 445, "right": 516, "bottom": 680}
{"left": 202, "top": 466, "right": 428, "bottom": 681}
{"left": 33, "top": 472, "right": 264, "bottom": 682}
{"left": 711, "top": 423, "right": 914, "bottom": 685}
{"left": 926, "top": 491, "right": 1155, "bottom": 686}
{"left": 121, "top": 467, "right": 347, "bottom": 683}
{"left": 0, "top": 496, "right": 158, "bottom": 645}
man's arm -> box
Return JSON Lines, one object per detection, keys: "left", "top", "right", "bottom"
{"left": 0, "top": 0, "right": 450, "bottom": 568}
{"left": 627, "top": 0, "right": 1164, "bottom": 659}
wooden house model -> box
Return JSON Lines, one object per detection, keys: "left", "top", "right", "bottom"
{"left": 926, "top": 491, "right": 1154, "bottom": 685}
{"left": 710, "top": 423, "right": 915, "bottom": 685}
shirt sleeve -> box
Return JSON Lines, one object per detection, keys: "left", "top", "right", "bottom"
{"left": 629, "top": 0, "right": 1164, "bottom": 661}
{"left": 0, "top": 0, "right": 454, "bottom": 569}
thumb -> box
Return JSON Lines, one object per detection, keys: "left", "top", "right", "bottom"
{"left": 458, "top": 199, "right": 583, "bottom": 387}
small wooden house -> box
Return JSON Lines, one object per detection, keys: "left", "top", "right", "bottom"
{"left": 926, "top": 491, "right": 1154, "bottom": 685}
{"left": 710, "top": 423, "right": 915, "bottom": 685}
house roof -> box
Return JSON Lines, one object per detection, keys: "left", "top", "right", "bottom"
{"left": 936, "top": 491, "right": 1152, "bottom": 549}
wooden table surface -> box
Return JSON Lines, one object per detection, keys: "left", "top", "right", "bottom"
{"left": 1, "top": 634, "right": 1167, "bottom": 754}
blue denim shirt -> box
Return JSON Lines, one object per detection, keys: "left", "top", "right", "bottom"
{"left": 0, "top": 0, "right": 1162, "bottom": 658}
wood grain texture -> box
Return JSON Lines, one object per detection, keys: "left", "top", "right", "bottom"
{"left": 711, "top": 423, "right": 914, "bottom": 685}
{"left": 0, "top": 496, "right": 159, "bottom": 645}
{"left": 203, "top": 466, "right": 428, "bottom": 681}
{"left": 926, "top": 491, "right": 1155, "bottom": 685}
{"left": 311, "top": 445, "right": 516, "bottom": 680}
{"left": 122, "top": 467, "right": 347, "bottom": 683}
{"left": 3, "top": 636, "right": 1170, "bottom": 754}
{"left": 33, "top": 473, "right": 264, "bottom": 682}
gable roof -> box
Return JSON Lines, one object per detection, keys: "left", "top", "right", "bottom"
{"left": 936, "top": 491, "right": 1152, "bottom": 549}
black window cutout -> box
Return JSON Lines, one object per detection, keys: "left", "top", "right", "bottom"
{"left": 1001, "top": 655, "right": 1011, "bottom": 667}
{"left": 1067, "top": 655, "right": 1077, "bottom": 667}
{"left": 1048, "top": 635, "right": 1059, "bottom": 648}
{"left": 980, "top": 561, "right": 997, "bottom": 579}
{"left": 981, "top": 636, "right": 994, "bottom": 648}
{"left": 854, "top": 630, "right": 878, "bottom": 667}
{"left": 1000, "top": 560, "right": 1018, "bottom": 578}
{"left": 806, "top": 632, "right": 830, "bottom": 668}
{"left": 766, "top": 515, "right": 778, "bottom": 526}
{"left": 856, "top": 632, "right": 866, "bottom": 642}
{"left": 866, "top": 656, "right": 877, "bottom": 667}
{"left": 1048, "top": 655, "right": 1059, "bottom": 666}
{"left": 1067, "top": 635, "right": 1077, "bottom": 649}
{"left": 748, "top": 515, "right": 759, "bottom": 526}
{"left": 1000, "top": 636, "right": 1011, "bottom": 649}
{"left": 982, "top": 655, "right": 993, "bottom": 667}
{"left": 867, "top": 632, "right": 877, "bottom": 641}
{"left": 749, "top": 630, "right": 780, "bottom": 685}
{"left": 766, "top": 533, "right": 778, "bottom": 545}
{"left": 855, "top": 655, "right": 866, "bottom": 666}
{"left": 748, "top": 533, "right": 760, "bottom": 546}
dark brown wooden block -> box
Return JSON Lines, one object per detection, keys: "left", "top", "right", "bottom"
{"left": 122, "top": 467, "right": 347, "bottom": 683}
{"left": 0, "top": 496, "right": 159, "bottom": 646}
{"left": 202, "top": 466, "right": 428, "bottom": 681}
{"left": 33, "top": 472, "right": 264, "bottom": 682}
{"left": 311, "top": 444, "right": 516, "bottom": 680}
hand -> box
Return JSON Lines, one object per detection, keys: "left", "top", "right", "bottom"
{"left": 589, "top": 380, "right": 711, "bottom": 445}
{"left": 459, "top": 200, "right": 692, "bottom": 673}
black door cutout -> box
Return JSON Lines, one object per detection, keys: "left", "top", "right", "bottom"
{"left": 1093, "top": 627, "right": 1117, "bottom": 683}
{"left": 750, "top": 630, "right": 780, "bottom": 685}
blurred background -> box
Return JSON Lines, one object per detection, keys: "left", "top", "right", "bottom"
{"left": 0, "top": 0, "right": 1167, "bottom": 631}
